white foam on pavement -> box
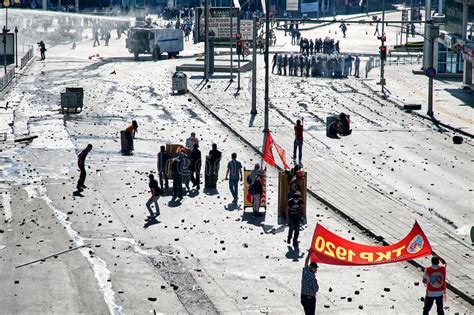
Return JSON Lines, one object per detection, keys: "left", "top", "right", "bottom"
{"left": 2, "top": 191, "right": 12, "bottom": 223}
{"left": 24, "top": 184, "right": 124, "bottom": 315}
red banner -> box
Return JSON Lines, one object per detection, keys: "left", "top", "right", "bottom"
{"left": 310, "top": 222, "right": 432, "bottom": 266}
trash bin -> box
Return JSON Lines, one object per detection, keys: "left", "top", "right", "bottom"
{"left": 172, "top": 71, "right": 187, "bottom": 94}
{"left": 120, "top": 131, "right": 134, "bottom": 154}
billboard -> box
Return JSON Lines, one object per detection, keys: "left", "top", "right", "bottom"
{"left": 445, "top": 0, "right": 474, "bottom": 35}
{"left": 195, "top": 7, "right": 240, "bottom": 43}
{"left": 287, "top": 0, "right": 299, "bottom": 11}
{"left": 240, "top": 19, "right": 254, "bottom": 41}
{"left": 0, "top": 33, "right": 14, "bottom": 66}
{"left": 301, "top": 2, "right": 319, "bottom": 12}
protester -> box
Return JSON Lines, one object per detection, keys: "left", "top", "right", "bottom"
{"left": 124, "top": 120, "right": 138, "bottom": 146}
{"left": 272, "top": 53, "right": 278, "bottom": 74}
{"left": 301, "top": 250, "right": 319, "bottom": 315}
{"left": 104, "top": 29, "right": 111, "bottom": 46}
{"left": 157, "top": 145, "right": 169, "bottom": 190}
{"left": 354, "top": 55, "right": 361, "bottom": 77}
{"left": 338, "top": 113, "right": 352, "bottom": 136}
{"left": 76, "top": 144, "right": 93, "bottom": 192}
{"left": 328, "top": 119, "right": 341, "bottom": 139}
{"left": 171, "top": 151, "right": 184, "bottom": 199}
{"left": 225, "top": 153, "right": 243, "bottom": 203}
{"left": 37, "top": 41, "right": 47, "bottom": 60}
{"left": 207, "top": 143, "right": 222, "bottom": 189}
{"left": 189, "top": 143, "right": 202, "bottom": 190}
{"left": 185, "top": 132, "right": 199, "bottom": 150}
{"left": 423, "top": 256, "right": 447, "bottom": 315}
{"left": 286, "top": 191, "right": 304, "bottom": 248}
{"left": 293, "top": 118, "right": 304, "bottom": 163}
{"left": 93, "top": 28, "right": 100, "bottom": 46}
{"left": 250, "top": 175, "right": 263, "bottom": 215}
{"left": 339, "top": 21, "right": 347, "bottom": 38}
{"left": 146, "top": 174, "right": 162, "bottom": 218}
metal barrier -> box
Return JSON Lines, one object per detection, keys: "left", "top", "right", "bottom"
{"left": 1, "top": 66, "right": 15, "bottom": 91}
{"left": 365, "top": 56, "right": 380, "bottom": 78}
{"left": 20, "top": 46, "right": 34, "bottom": 70}
{"left": 388, "top": 54, "right": 423, "bottom": 65}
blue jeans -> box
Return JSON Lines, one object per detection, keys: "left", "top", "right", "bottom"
{"left": 229, "top": 177, "right": 239, "bottom": 201}
{"left": 293, "top": 139, "right": 303, "bottom": 162}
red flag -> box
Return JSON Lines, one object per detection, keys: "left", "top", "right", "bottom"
{"left": 310, "top": 221, "right": 432, "bottom": 266}
{"left": 274, "top": 142, "right": 290, "bottom": 170}
{"left": 263, "top": 130, "right": 276, "bottom": 167}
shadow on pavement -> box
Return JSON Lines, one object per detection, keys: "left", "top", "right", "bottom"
{"left": 285, "top": 245, "right": 304, "bottom": 262}
{"left": 144, "top": 217, "right": 160, "bottom": 229}
{"left": 203, "top": 187, "right": 219, "bottom": 195}
{"left": 241, "top": 210, "right": 266, "bottom": 227}
{"left": 224, "top": 202, "right": 240, "bottom": 211}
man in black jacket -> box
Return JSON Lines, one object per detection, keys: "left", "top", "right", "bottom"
{"left": 207, "top": 144, "right": 222, "bottom": 189}
{"left": 157, "top": 146, "right": 169, "bottom": 190}
{"left": 189, "top": 143, "right": 202, "bottom": 190}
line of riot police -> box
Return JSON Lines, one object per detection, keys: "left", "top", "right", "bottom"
{"left": 272, "top": 52, "right": 361, "bottom": 78}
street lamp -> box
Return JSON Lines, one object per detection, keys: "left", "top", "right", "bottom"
{"left": 3, "top": 0, "right": 9, "bottom": 30}
{"left": 14, "top": 26, "right": 17, "bottom": 68}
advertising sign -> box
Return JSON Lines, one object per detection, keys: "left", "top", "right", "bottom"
{"left": 195, "top": 7, "right": 240, "bottom": 43}
{"left": 301, "top": 2, "right": 319, "bottom": 13}
{"left": 310, "top": 222, "right": 432, "bottom": 266}
{"left": 286, "top": 0, "right": 299, "bottom": 11}
{"left": 0, "top": 33, "right": 15, "bottom": 66}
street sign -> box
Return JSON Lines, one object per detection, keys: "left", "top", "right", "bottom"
{"left": 240, "top": 20, "right": 254, "bottom": 41}
{"left": 243, "top": 48, "right": 250, "bottom": 56}
{"left": 425, "top": 67, "right": 437, "bottom": 78}
{"left": 243, "top": 41, "right": 251, "bottom": 49}
{"left": 195, "top": 7, "right": 240, "bottom": 43}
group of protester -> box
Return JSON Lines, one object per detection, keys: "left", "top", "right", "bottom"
{"left": 272, "top": 52, "right": 361, "bottom": 78}
{"left": 299, "top": 37, "right": 341, "bottom": 55}
{"left": 75, "top": 120, "right": 448, "bottom": 315}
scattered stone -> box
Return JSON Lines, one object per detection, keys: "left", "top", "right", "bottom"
{"left": 347, "top": 297, "right": 352, "bottom": 302}
{"left": 358, "top": 305, "right": 363, "bottom": 310}
{"left": 328, "top": 287, "right": 333, "bottom": 292}
{"left": 148, "top": 297, "right": 157, "bottom": 302}
{"left": 354, "top": 290, "right": 360, "bottom": 295}
{"left": 242, "top": 243, "right": 248, "bottom": 248}
{"left": 384, "top": 287, "right": 390, "bottom": 292}
{"left": 14, "top": 280, "right": 19, "bottom": 284}
{"left": 242, "top": 296, "right": 248, "bottom": 300}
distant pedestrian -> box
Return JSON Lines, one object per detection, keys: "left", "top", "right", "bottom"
{"left": 423, "top": 256, "right": 447, "bottom": 315}
{"left": 93, "top": 29, "right": 100, "bottom": 46}
{"left": 225, "top": 153, "right": 243, "bottom": 203}
{"left": 146, "top": 174, "right": 162, "bottom": 218}
{"left": 207, "top": 143, "right": 222, "bottom": 189}
{"left": 354, "top": 55, "right": 360, "bottom": 77}
{"left": 185, "top": 132, "right": 199, "bottom": 150}
{"left": 157, "top": 146, "right": 169, "bottom": 190}
{"left": 76, "top": 144, "right": 93, "bottom": 191}
{"left": 339, "top": 22, "right": 347, "bottom": 38}
{"left": 104, "top": 30, "right": 111, "bottom": 46}
{"left": 286, "top": 191, "right": 304, "bottom": 248}
{"left": 301, "top": 250, "right": 319, "bottom": 315}
{"left": 37, "top": 41, "right": 46, "bottom": 60}
{"left": 293, "top": 118, "right": 303, "bottom": 163}
{"left": 189, "top": 143, "right": 201, "bottom": 190}
{"left": 250, "top": 175, "right": 263, "bottom": 215}
{"left": 374, "top": 20, "right": 380, "bottom": 36}
{"left": 272, "top": 53, "right": 278, "bottom": 74}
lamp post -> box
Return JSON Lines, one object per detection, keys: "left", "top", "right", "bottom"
{"left": 3, "top": 0, "right": 9, "bottom": 30}
{"left": 14, "top": 26, "right": 17, "bottom": 68}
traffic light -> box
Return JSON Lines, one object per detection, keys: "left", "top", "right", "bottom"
{"left": 379, "top": 45, "right": 387, "bottom": 61}
{"left": 236, "top": 33, "right": 242, "bottom": 55}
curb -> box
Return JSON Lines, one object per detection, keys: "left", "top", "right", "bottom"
{"left": 359, "top": 80, "right": 474, "bottom": 139}
{"left": 188, "top": 86, "right": 474, "bottom": 306}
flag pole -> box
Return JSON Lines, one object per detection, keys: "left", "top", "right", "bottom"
{"left": 261, "top": 0, "right": 270, "bottom": 167}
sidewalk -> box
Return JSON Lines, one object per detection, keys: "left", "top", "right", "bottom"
{"left": 364, "top": 63, "right": 474, "bottom": 135}
{"left": 187, "top": 73, "right": 474, "bottom": 303}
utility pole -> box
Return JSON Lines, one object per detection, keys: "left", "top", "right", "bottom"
{"left": 422, "top": 0, "right": 432, "bottom": 70}
{"left": 462, "top": 1, "right": 472, "bottom": 88}
{"left": 14, "top": 26, "right": 17, "bottom": 68}
{"left": 426, "top": 23, "right": 439, "bottom": 116}
{"left": 379, "top": 0, "right": 386, "bottom": 94}
{"left": 251, "top": 15, "right": 257, "bottom": 114}
{"left": 204, "top": 0, "right": 210, "bottom": 80}
{"left": 230, "top": 5, "right": 234, "bottom": 83}
{"left": 75, "top": 0, "right": 79, "bottom": 12}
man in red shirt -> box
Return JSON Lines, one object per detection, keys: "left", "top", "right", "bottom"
{"left": 293, "top": 118, "right": 304, "bottom": 164}
{"left": 423, "top": 256, "right": 447, "bottom": 315}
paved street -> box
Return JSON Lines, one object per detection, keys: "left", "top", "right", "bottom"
{"left": 0, "top": 7, "right": 473, "bottom": 315}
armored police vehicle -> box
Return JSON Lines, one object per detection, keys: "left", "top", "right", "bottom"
{"left": 126, "top": 27, "right": 184, "bottom": 61}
